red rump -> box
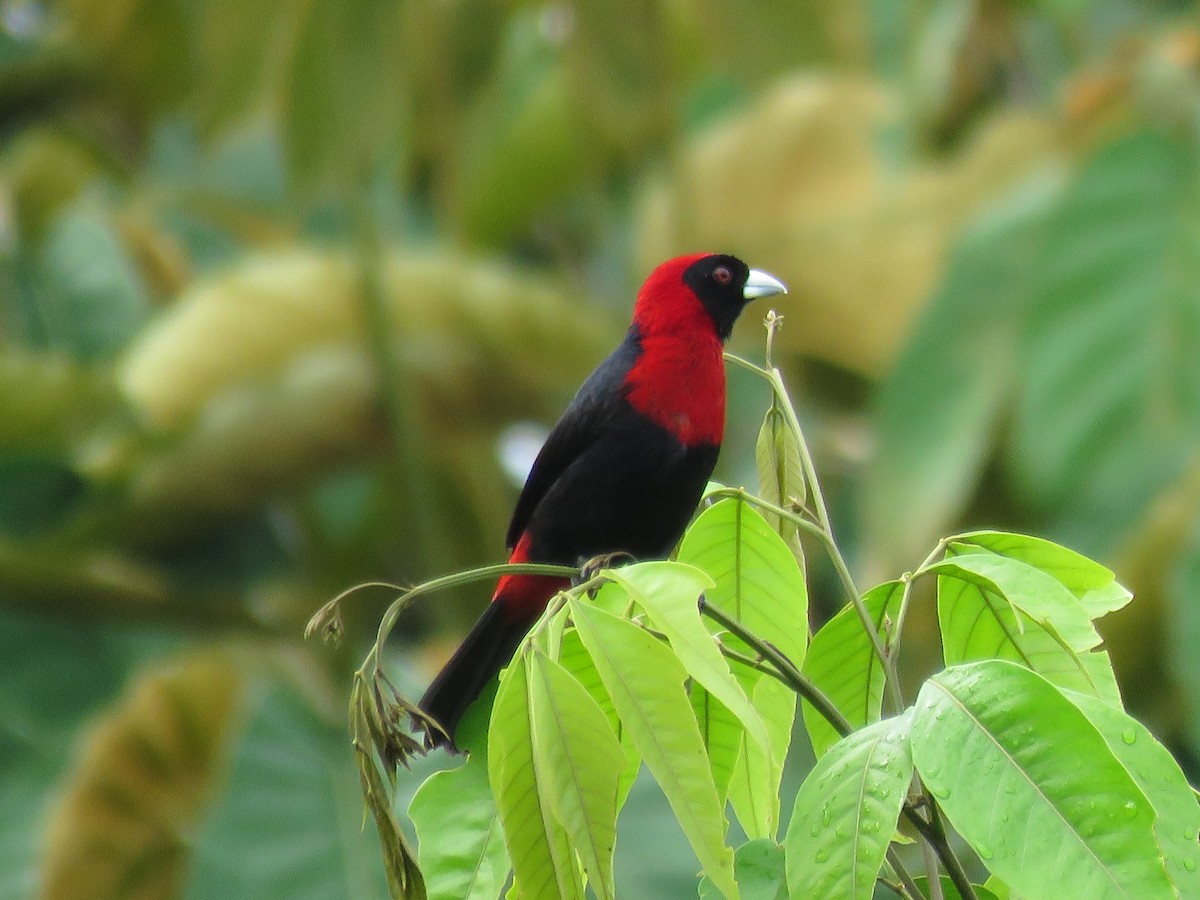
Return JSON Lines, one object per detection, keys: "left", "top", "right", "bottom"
{"left": 624, "top": 254, "right": 727, "bottom": 447}
{"left": 493, "top": 532, "right": 571, "bottom": 622}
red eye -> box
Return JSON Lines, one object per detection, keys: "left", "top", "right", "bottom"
{"left": 713, "top": 266, "right": 732, "bottom": 285}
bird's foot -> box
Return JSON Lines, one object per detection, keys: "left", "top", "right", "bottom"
{"left": 575, "top": 551, "right": 636, "bottom": 586}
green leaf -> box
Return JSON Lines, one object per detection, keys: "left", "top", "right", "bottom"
{"left": 952, "top": 531, "right": 1133, "bottom": 618}
{"left": 569, "top": 600, "right": 737, "bottom": 899}
{"left": 678, "top": 498, "right": 808, "bottom": 668}
{"left": 801, "top": 581, "right": 903, "bottom": 758}
{"left": 912, "top": 876, "right": 1003, "bottom": 900}
{"left": 0, "top": 612, "right": 131, "bottom": 899}
{"left": 931, "top": 551, "right": 1100, "bottom": 651}
{"left": 452, "top": 13, "right": 604, "bottom": 247}
{"left": 411, "top": 753, "right": 509, "bottom": 900}
{"left": 755, "top": 404, "right": 806, "bottom": 533}
{"left": 194, "top": 0, "right": 290, "bottom": 131}
{"left": 62, "top": 0, "right": 190, "bottom": 121}
{"left": 936, "top": 568, "right": 1117, "bottom": 701}
{"left": 865, "top": 179, "right": 1057, "bottom": 570}
{"left": 283, "top": 0, "right": 405, "bottom": 192}
{"left": 1063, "top": 690, "right": 1200, "bottom": 894}
{"left": 1016, "top": 131, "right": 1200, "bottom": 543}
{"left": 488, "top": 658, "right": 584, "bottom": 900}
{"left": 690, "top": 686, "right": 742, "bottom": 804}
{"left": 556, "top": 623, "right": 640, "bottom": 807}
{"left": 1079, "top": 649, "right": 1124, "bottom": 707}
{"left": 0, "top": 455, "right": 84, "bottom": 537}
{"left": 727, "top": 672, "right": 794, "bottom": 842}
{"left": 911, "top": 661, "right": 1174, "bottom": 900}
{"left": 528, "top": 651, "right": 624, "bottom": 899}
{"left": 36, "top": 204, "right": 149, "bottom": 360}
{"left": 784, "top": 713, "right": 913, "bottom": 900}
{"left": 185, "top": 685, "right": 389, "bottom": 900}
{"left": 607, "top": 562, "right": 771, "bottom": 755}
{"left": 699, "top": 839, "right": 787, "bottom": 900}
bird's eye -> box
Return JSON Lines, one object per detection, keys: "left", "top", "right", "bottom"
{"left": 712, "top": 266, "right": 732, "bottom": 285}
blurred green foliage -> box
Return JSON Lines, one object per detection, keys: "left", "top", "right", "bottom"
{"left": 3, "top": 0, "right": 1200, "bottom": 897}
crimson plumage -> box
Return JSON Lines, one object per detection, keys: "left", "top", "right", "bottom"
{"left": 419, "top": 253, "right": 786, "bottom": 747}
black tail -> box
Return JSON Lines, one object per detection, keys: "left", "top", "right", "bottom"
{"left": 419, "top": 601, "right": 531, "bottom": 750}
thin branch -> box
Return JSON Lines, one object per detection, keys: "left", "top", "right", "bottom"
{"left": 699, "top": 596, "right": 851, "bottom": 736}
{"left": 352, "top": 186, "right": 439, "bottom": 571}
{"left": 886, "top": 846, "right": 924, "bottom": 900}
{"left": 369, "top": 561, "right": 580, "bottom": 670}
{"left": 922, "top": 836, "right": 944, "bottom": 900}
{"left": 705, "top": 485, "right": 829, "bottom": 543}
{"left": 927, "top": 795, "right": 976, "bottom": 900}
{"left": 702, "top": 593, "right": 976, "bottom": 899}
{"left": 901, "top": 804, "right": 978, "bottom": 900}
{"left": 724, "top": 350, "right": 899, "bottom": 711}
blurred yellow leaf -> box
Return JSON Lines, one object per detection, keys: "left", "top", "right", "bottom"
{"left": 120, "top": 345, "right": 380, "bottom": 538}
{"left": 40, "top": 654, "right": 243, "bottom": 900}
{"left": 109, "top": 250, "right": 612, "bottom": 540}
{"left": 637, "top": 76, "right": 1059, "bottom": 375}
{"left": 119, "top": 249, "right": 610, "bottom": 431}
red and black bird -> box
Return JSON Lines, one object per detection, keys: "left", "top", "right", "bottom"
{"left": 420, "top": 253, "right": 787, "bottom": 747}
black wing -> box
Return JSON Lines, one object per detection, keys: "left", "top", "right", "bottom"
{"left": 505, "top": 334, "right": 637, "bottom": 549}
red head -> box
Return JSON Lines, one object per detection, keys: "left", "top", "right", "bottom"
{"left": 633, "top": 253, "right": 787, "bottom": 342}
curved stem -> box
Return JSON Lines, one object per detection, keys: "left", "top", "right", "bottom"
{"left": 885, "top": 539, "right": 950, "bottom": 707}
{"left": 699, "top": 597, "right": 850, "bottom": 736}
{"left": 902, "top": 804, "right": 978, "bottom": 900}
{"left": 701, "top": 594, "right": 975, "bottom": 899}
{"left": 705, "top": 486, "right": 828, "bottom": 542}
{"left": 886, "top": 846, "right": 923, "bottom": 900}
{"left": 725, "top": 351, "right": 899, "bottom": 709}
{"left": 369, "top": 561, "right": 580, "bottom": 673}
{"left": 922, "top": 837, "right": 944, "bottom": 900}
{"left": 927, "top": 795, "right": 976, "bottom": 900}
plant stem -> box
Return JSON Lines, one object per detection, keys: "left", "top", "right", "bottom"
{"left": 922, "top": 837, "right": 944, "bottom": 900}
{"left": 901, "top": 804, "right": 978, "bottom": 900}
{"left": 725, "top": 350, "right": 901, "bottom": 711}
{"left": 702, "top": 594, "right": 975, "bottom": 899}
{"left": 352, "top": 185, "right": 442, "bottom": 575}
{"left": 726, "top": 346, "right": 978, "bottom": 900}
{"left": 367, "top": 561, "right": 580, "bottom": 672}
{"left": 887, "top": 846, "right": 924, "bottom": 900}
{"left": 706, "top": 486, "right": 829, "bottom": 543}
{"left": 887, "top": 538, "right": 949, "bottom": 700}
{"left": 927, "top": 795, "right": 976, "bottom": 900}
{"left": 699, "top": 597, "right": 851, "bottom": 735}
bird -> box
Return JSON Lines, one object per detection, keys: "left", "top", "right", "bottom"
{"left": 419, "top": 253, "right": 787, "bottom": 748}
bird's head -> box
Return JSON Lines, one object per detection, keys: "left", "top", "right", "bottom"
{"left": 634, "top": 253, "right": 788, "bottom": 341}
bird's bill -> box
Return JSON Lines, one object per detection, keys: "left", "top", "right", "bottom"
{"left": 742, "top": 269, "right": 788, "bottom": 300}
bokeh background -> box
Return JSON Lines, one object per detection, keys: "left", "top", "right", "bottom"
{"left": 3, "top": 0, "right": 1200, "bottom": 897}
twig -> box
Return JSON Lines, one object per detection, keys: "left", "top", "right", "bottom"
{"left": 724, "top": 350, "right": 900, "bottom": 712}
{"left": 922, "top": 837, "right": 944, "bottom": 900}
{"left": 725, "top": 345, "right": 978, "bottom": 900}
{"left": 887, "top": 846, "right": 924, "bottom": 900}
{"left": 927, "top": 795, "right": 976, "bottom": 900}
{"left": 701, "top": 593, "right": 975, "bottom": 899}
{"left": 699, "top": 596, "right": 850, "bottom": 735}
{"left": 901, "top": 804, "right": 978, "bottom": 900}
